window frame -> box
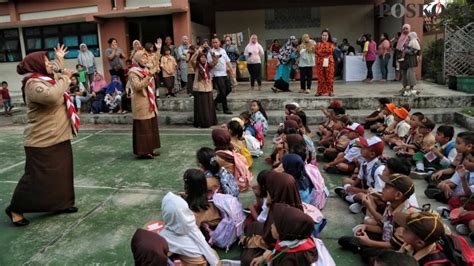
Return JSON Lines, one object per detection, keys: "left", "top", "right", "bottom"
{"left": 0, "top": 28, "right": 22, "bottom": 63}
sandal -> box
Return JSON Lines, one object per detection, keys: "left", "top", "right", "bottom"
{"left": 271, "top": 87, "right": 277, "bottom": 93}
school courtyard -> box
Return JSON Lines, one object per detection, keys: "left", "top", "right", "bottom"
{"left": 1, "top": 81, "right": 472, "bottom": 265}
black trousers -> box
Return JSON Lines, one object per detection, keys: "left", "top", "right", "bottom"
{"left": 187, "top": 74, "right": 195, "bottom": 95}
{"left": 299, "top": 66, "right": 313, "bottom": 90}
{"left": 247, "top": 63, "right": 262, "bottom": 87}
{"left": 366, "top": 60, "right": 374, "bottom": 80}
{"left": 213, "top": 76, "right": 231, "bottom": 111}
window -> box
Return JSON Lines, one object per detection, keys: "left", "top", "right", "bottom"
{"left": 0, "top": 29, "right": 21, "bottom": 62}
{"left": 23, "top": 23, "right": 100, "bottom": 59}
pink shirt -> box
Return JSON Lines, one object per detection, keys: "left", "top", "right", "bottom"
{"left": 378, "top": 39, "right": 391, "bottom": 56}
{"left": 365, "top": 41, "right": 377, "bottom": 62}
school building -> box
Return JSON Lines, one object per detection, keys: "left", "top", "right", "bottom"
{"left": 0, "top": 0, "right": 424, "bottom": 95}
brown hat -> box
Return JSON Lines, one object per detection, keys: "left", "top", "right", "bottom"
{"left": 394, "top": 212, "right": 445, "bottom": 244}
{"left": 380, "top": 174, "right": 414, "bottom": 199}
{"left": 419, "top": 117, "right": 435, "bottom": 130}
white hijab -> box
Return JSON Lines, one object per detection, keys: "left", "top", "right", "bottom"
{"left": 78, "top": 43, "right": 95, "bottom": 67}
{"left": 408, "top": 32, "right": 420, "bottom": 51}
{"left": 159, "top": 192, "right": 219, "bottom": 266}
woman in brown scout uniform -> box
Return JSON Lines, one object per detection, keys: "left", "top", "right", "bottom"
{"left": 128, "top": 50, "right": 161, "bottom": 159}
{"left": 5, "top": 45, "right": 78, "bottom": 226}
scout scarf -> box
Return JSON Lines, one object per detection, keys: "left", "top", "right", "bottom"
{"left": 130, "top": 66, "right": 156, "bottom": 112}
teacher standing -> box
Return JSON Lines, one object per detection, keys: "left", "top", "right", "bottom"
{"left": 244, "top": 34, "right": 264, "bottom": 91}
{"left": 6, "top": 45, "right": 78, "bottom": 226}
{"left": 315, "top": 30, "right": 335, "bottom": 96}
{"left": 129, "top": 50, "right": 161, "bottom": 159}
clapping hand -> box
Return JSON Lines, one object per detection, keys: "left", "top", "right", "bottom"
{"left": 155, "top": 38, "right": 162, "bottom": 50}
{"left": 54, "top": 44, "right": 69, "bottom": 59}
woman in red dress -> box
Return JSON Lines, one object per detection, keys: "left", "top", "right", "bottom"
{"left": 315, "top": 30, "right": 335, "bottom": 96}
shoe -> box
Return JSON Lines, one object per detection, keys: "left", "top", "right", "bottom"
{"left": 316, "top": 146, "right": 326, "bottom": 153}
{"left": 5, "top": 206, "right": 30, "bottom": 226}
{"left": 188, "top": 94, "right": 194, "bottom": 98}
{"left": 338, "top": 236, "right": 362, "bottom": 253}
{"left": 56, "top": 206, "right": 78, "bottom": 214}
{"left": 224, "top": 110, "right": 233, "bottom": 115}
{"left": 436, "top": 206, "right": 450, "bottom": 219}
{"left": 424, "top": 188, "right": 442, "bottom": 199}
{"left": 349, "top": 203, "right": 363, "bottom": 214}
{"left": 221, "top": 259, "right": 241, "bottom": 266}
{"left": 411, "top": 170, "right": 431, "bottom": 180}
{"left": 152, "top": 151, "right": 160, "bottom": 157}
{"left": 433, "top": 192, "right": 449, "bottom": 204}
{"left": 139, "top": 154, "right": 154, "bottom": 159}
{"left": 456, "top": 224, "right": 469, "bottom": 235}
{"left": 334, "top": 187, "right": 347, "bottom": 199}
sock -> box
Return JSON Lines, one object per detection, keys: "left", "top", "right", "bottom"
{"left": 345, "top": 194, "right": 355, "bottom": 203}
{"left": 416, "top": 162, "right": 424, "bottom": 172}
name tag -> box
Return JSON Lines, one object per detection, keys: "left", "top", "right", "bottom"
{"left": 323, "top": 58, "right": 329, "bottom": 67}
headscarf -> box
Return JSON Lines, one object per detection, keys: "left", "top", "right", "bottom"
{"left": 396, "top": 24, "right": 411, "bottom": 51}
{"left": 286, "top": 133, "right": 305, "bottom": 151}
{"left": 91, "top": 72, "right": 107, "bottom": 93}
{"left": 131, "top": 228, "right": 169, "bottom": 266}
{"left": 106, "top": 75, "right": 123, "bottom": 94}
{"left": 197, "top": 52, "right": 210, "bottom": 81}
{"left": 277, "top": 36, "right": 296, "bottom": 64}
{"left": 159, "top": 192, "right": 219, "bottom": 265}
{"left": 282, "top": 154, "right": 313, "bottom": 191}
{"left": 78, "top": 43, "right": 95, "bottom": 68}
{"left": 133, "top": 50, "right": 146, "bottom": 68}
{"left": 273, "top": 203, "right": 314, "bottom": 240}
{"left": 286, "top": 115, "right": 303, "bottom": 129}
{"left": 284, "top": 120, "right": 299, "bottom": 131}
{"left": 271, "top": 203, "right": 318, "bottom": 265}
{"left": 408, "top": 32, "right": 421, "bottom": 51}
{"left": 17, "top": 51, "right": 51, "bottom": 88}
{"left": 263, "top": 171, "right": 303, "bottom": 244}
{"left": 212, "top": 129, "right": 233, "bottom": 151}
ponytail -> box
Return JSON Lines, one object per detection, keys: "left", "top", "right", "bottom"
{"left": 197, "top": 147, "right": 221, "bottom": 175}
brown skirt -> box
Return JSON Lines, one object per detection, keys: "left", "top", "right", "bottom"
{"left": 10, "top": 140, "right": 75, "bottom": 213}
{"left": 133, "top": 115, "right": 161, "bottom": 156}
{"left": 193, "top": 91, "right": 217, "bottom": 128}
{"left": 240, "top": 222, "right": 266, "bottom": 266}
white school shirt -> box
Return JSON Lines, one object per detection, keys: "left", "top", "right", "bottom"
{"left": 450, "top": 171, "right": 474, "bottom": 196}
{"left": 358, "top": 158, "right": 385, "bottom": 191}
{"left": 377, "top": 165, "right": 419, "bottom": 208}
{"left": 344, "top": 138, "right": 361, "bottom": 163}
{"left": 395, "top": 120, "right": 411, "bottom": 138}
{"left": 207, "top": 48, "right": 230, "bottom": 78}
{"left": 384, "top": 114, "right": 394, "bottom": 126}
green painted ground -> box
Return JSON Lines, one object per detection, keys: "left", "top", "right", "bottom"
{"left": 0, "top": 127, "right": 372, "bottom": 265}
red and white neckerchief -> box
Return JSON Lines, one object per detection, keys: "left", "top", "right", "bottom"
{"left": 28, "top": 73, "right": 80, "bottom": 135}
{"left": 198, "top": 62, "right": 210, "bottom": 81}
{"left": 130, "top": 66, "right": 156, "bottom": 111}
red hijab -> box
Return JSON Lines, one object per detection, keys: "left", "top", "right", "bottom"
{"left": 17, "top": 51, "right": 51, "bottom": 88}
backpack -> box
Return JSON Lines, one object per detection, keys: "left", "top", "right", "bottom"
{"left": 206, "top": 193, "right": 245, "bottom": 251}
{"left": 253, "top": 121, "right": 265, "bottom": 148}
{"left": 216, "top": 150, "right": 253, "bottom": 191}
{"left": 305, "top": 164, "right": 329, "bottom": 210}
{"left": 302, "top": 202, "right": 327, "bottom": 238}
{"left": 243, "top": 132, "right": 263, "bottom": 157}
{"left": 217, "top": 168, "right": 240, "bottom": 198}
{"left": 436, "top": 234, "right": 474, "bottom": 266}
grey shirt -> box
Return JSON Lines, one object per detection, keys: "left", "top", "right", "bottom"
{"left": 105, "top": 47, "right": 124, "bottom": 70}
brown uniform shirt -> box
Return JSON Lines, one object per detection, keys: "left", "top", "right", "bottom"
{"left": 128, "top": 68, "right": 157, "bottom": 120}
{"left": 24, "top": 75, "right": 72, "bottom": 148}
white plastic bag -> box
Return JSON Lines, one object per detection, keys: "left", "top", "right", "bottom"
{"left": 311, "top": 238, "right": 336, "bottom": 266}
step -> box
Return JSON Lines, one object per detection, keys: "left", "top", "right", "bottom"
{"left": 11, "top": 108, "right": 463, "bottom": 126}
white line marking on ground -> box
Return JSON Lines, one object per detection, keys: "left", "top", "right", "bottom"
{"left": 95, "top": 133, "right": 210, "bottom": 136}
{"left": 0, "top": 130, "right": 106, "bottom": 174}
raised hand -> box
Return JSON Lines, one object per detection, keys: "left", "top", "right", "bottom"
{"left": 155, "top": 38, "right": 162, "bottom": 50}
{"left": 63, "top": 68, "right": 76, "bottom": 78}
{"left": 54, "top": 44, "right": 69, "bottom": 59}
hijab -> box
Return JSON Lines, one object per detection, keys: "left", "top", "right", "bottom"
{"left": 106, "top": 75, "right": 123, "bottom": 94}
{"left": 408, "top": 32, "right": 421, "bottom": 51}
{"left": 212, "top": 128, "right": 233, "bottom": 151}
{"left": 263, "top": 171, "right": 303, "bottom": 244}
{"left": 396, "top": 24, "right": 411, "bottom": 51}
{"left": 17, "top": 51, "right": 50, "bottom": 87}
{"left": 197, "top": 53, "right": 210, "bottom": 81}
{"left": 78, "top": 43, "right": 95, "bottom": 67}
{"left": 286, "top": 115, "right": 303, "bottom": 129}
{"left": 286, "top": 133, "right": 305, "bottom": 151}
{"left": 131, "top": 228, "right": 169, "bottom": 266}
{"left": 133, "top": 50, "right": 147, "bottom": 68}
{"left": 284, "top": 120, "right": 299, "bottom": 131}
{"left": 91, "top": 72, "right": 107, "bottom": 93}
{"left": 282, "top": 154, "right": 313, "bottom": 191}
{"left": 271, "top": 203, "right": 318, "bottom": 265}
{"left": 278, "top": 36, "right": 296, "bottom": 65}
{"left": 159, "top": 192, "right": 219, "bottom": 265}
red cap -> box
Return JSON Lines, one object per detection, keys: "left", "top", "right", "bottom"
{"left": 346, "top": 122, "right": 365, "bottom": 136}
{"left": 359, "top": 136, "right": 385, "bottom": 156}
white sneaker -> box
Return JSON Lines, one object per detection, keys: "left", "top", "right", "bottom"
{"left": 456, "top": 224, "right": 469, "bottom": 235}
{"left": 221, "top": 259, "right": 241, "bottom": 266}
{"left": 436, "top": 206, "right": 450, "bottom": 218}
{"left": 349, "top": 203, "right": 363, "bottom": 214}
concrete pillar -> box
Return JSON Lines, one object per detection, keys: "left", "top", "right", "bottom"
{"left": 172, "top": 0, "right": 191, "bottom": 42}
{"left": 99, "top": 17, "right": 128, "bottom": 81}
{"left": 404, "top": 0, "right": 424, "bottom": 79}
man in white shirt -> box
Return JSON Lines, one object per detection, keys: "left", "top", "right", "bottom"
{"left": 208, "top": 37, "right": 233, "bottom": 114}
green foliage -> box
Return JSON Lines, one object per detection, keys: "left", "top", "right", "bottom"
{"left": 422, "top": 38, "right": 444, "bottom": 80}
{"left": 437, "top": 1, "right": 474, "bottom": 28}
{"left": 462, "top": 107, "right": 474, "bottom": 117}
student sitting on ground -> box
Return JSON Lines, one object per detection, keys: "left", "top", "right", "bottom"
{"left": 286, "top": 115, "right": 316, "bottom": 163}
{"left": 196, "top": 147, "right": 239, "bottom": 197}
{"left": 227, "top": 120, "right": 253, "bottom": 167}
{"left": 250, "top": 100, "right": 269, "bottom": 136}
{"left": 282, "top": 153, "right": 317, "bottom": 206}
{"left": 373, "top": 103, "right": 396, "bottom": 134}
{"left": 383, "top": 107, "right": 411, "bottom": 148}
{"left": 425, "top": 150, "right": 474, "bottom": 204}
{"left": 159, "top": 192, "right": 220, "bottom": 266}
{"left": 250, "top": 203, "right": 318, "bottom": 266}
{"left": 321, "top": 115, "right": 351, "bottom": 162}
{"left": 324, "top": 122, "right": 365, "bottom": 174}
{"left": 406, "top": 118, "right": 436, "bottom": 172}
{"left": 334, "top": 136, "right": 385, "bottom": 214}
{"left": 240, "top": 111, "right": 257, "bottom": 137}
{"left": 364, "top": 97, "right": 391, "bottom": 129}
{"left": 393, "top": 112, "right": 426, "bottom": 157}
{"left": 395, "top": 212, "right": 449, "bottom": 265}
{"left": 285, "top": 102, "right": 312, "bottom": 135}
{"left": 318, "top": 100, "right": 346, "bottom": 145}
{"left": 131, "top": 228, "right": 169, "bottom": 266}
{"left": 105, "top": 75, "right": 124, "bottom": 113}
{"left": 338, "top": 174, "right": 416, "bottom": 263}
{"left": 248, "top": 170, "right": 271, "bottom": 223}
{"left": 373, "top": 250, "right": 417, "bottom": 266}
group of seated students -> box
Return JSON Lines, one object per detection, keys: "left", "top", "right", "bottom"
{"left": 130, "top": 98, "right": 473, "bottom": 266}
{"left": 315, "top": 97, "right": 473, "bottom": 265}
